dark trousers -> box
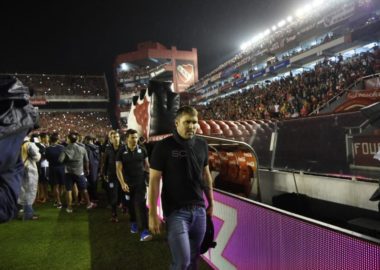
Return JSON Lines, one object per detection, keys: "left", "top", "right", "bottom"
{"left": 87, "top": 163, "right": 99, "bottom": 201}
{"left": 128, "top": 179, "right": 148, "bottom": 231}
{"left": 107, "top": 176, "right": 127, "bottom": 217}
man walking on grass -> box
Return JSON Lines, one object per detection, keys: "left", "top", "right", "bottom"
{"left": 148, "top": 106, "right": 214, "bottom": 269}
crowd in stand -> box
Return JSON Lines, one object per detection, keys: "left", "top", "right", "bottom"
{"left": 198, "top": 0, "right": 375, "bottom": 87}
{"left": 38, "top": 111, "right": 112, "bottom": 138}
{"left": 198, "top": 48, "right": 380, "bottom": 120}
{"left": 13, "top": 74, "right": 108, "bottom": 98}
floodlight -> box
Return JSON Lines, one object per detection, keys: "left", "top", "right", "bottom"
{"left": 304, "top": 4, "right": 312, "bottom": 13}
{"left": 287, "top": 16, "right": 293, "bottom": 22}
{"left": 120, "top": 63, "right": 129, "bottom": 71}
{"left": 295, "top": 8, "right": 304, "bottom": 18}
{"left": 272, "top": 25, "right": 277, "bottom": 31}
{"left": 278, "top": 20, "right": 286, "bottom": 27}
{"left": 312, "top": 0, "right": 325, "bottom": 7}
{"left": 240, "top": 42, "right": 248, "bottom": 51}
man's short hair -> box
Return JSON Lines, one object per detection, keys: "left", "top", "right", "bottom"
{"left": 50, "top": 132, "right": 59, "bottom": 143}
{"left": 108, "top": 129, "right": 116, "bottom": 138}
{"left": 176, "top": 106, "right": 198, "bottom": 120}
{"left": 125, "top": 129, "right": 138, "bottom": 138}
{"left": 84, "top": 135, "right": 94, "bottom": 143}
{"left": 68, "top": 132, "right": 78, "bottom": 143}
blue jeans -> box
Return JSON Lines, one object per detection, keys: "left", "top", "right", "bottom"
{"left": 166, "top": 206, "right": 206, "bottom": 270}
{"left": 23, "top": 204, "right": 34, "bottom": 220}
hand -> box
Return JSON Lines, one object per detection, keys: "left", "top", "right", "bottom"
{"left": 121, "top": 182, "right": 129, "bottom": 193}
{"left": 149, "top": 214, "right": 161, "bottom": 235}
{"left": 206, "top": 204, "right": 213, "bottom": 216}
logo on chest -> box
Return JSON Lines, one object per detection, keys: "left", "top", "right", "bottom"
{"left": 171, "top": 150, "right": 187, "bottom": 158}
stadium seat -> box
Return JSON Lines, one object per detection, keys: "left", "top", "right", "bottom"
{"left": 198, "top": 120, "right": 211, "bottom": 135}
{"left": 208, "top": 151, "right": 220, "bottom": 171}
{"left": 215, "top": 120, "right": 234, "bottom": 138}
{"left": 225, "top": 121, "right": 244, "bottom": 141}
{"left": 206, "top": 120, "right": 224, "bottom": 136}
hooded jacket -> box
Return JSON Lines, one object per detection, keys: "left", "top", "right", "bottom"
{"left": 59, "top": 143, "right": 89, "bottom": 176}
{"left": 0, "top": 75, "right": 38, "bottom": 222}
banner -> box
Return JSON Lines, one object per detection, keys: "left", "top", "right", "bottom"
{"left": 235, "top": 77, "right": 246, "bottom": 87}
{"left": 127, "top": 91, "right": 151, "bottom": 139}
{"left": 323, "top": 2, "right": 355, "bottom": 27}
{"left": 175, "top": 60, "right": 195, "bottom": 92}
{"left": 347, "top": 89, "right": 380, "bottom": 100}
{"left": 365, "top": 77, "right": 380, "bottom": 90}
{"left": 352, "top": 135, "right": 380, "bottom": 167}
{"left": 251, "top": 70, "right": 265, "bottom": 80}
{"left": 273, "top": 59, "right": 290, "bottom": 72}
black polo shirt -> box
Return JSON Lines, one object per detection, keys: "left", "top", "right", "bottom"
{"left": 116, "top": 145, "right": 147, "bottom": 185}
{"left": 150, "top": 135, "right": 209, "bottom": 217}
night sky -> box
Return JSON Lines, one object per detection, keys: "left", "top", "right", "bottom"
{"left": 1, "top": 0, "right": 301, "bottom": 77}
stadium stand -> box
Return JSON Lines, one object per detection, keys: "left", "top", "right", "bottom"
{"left": 38, "top": 111, "right": 112, "bottom": 138}
{"left": 13, "top": 74, "right": 108, "bottom": 99}
{"left": 197, "top": 48, "right": 379, "bottom": 120}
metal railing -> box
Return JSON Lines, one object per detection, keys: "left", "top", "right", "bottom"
{"left": 198, "top": 134, "right": 262, "bottom": 202}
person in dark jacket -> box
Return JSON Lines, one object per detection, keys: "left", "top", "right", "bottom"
{"left": 101, "top": 130, "right": 124, "bottom": 222}
{"left": 45, "top": 132, "right": 65, "bottom": 208}
{"left": 0, "top": 75, "right": 38, "bottom": 223}
{"left": 84, "top": 135, "right": 100, "bottom": 202}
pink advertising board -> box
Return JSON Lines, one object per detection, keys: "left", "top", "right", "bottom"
{"left": 202, "top": 191, "right": 380, "bottom": 270}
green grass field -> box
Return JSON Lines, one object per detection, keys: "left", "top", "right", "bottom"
{"left": 0, "top": 199, "right": 213, "bottom": 270}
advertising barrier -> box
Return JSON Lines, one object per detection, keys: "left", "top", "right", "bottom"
{"left": 203, "top": 190, "right": 380, "bottom": 270}
{"left": 352, "top": 135, "right": 380, "bottom": 168}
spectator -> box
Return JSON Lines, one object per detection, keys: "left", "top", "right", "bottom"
{"left": 45, "top": 132, "right": 65, "bottom": 209}
{"left": 18, "top": 136, "right": 41, "bottom": 220}
{"left": 58, "top": 132, "right": 96, "bottom": 213}
{"left": 84, "top": 135, "right": 100, "bottom": 202}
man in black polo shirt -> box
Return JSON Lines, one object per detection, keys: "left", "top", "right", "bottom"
{"left": 148, "top": 106, "right": 214, "bottom": 270}
{"left": 101, "top": 130, "right": 125, "bottom": 222}
{"left": 116, "top": 129, "right": 152, "bottom": 241}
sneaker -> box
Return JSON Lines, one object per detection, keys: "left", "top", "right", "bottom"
{"left": 140, "top": 230, "right": 153, "bottom": 241}
{"left": 130, "top": 223, "right": 138, "bottom": 234}
{"left": 23, "top": 215, "right": 39, "bottom": 221}
{"left": 86, "top": 202, "right": 97, "bottom": 210}
{"left": 66, "top": 208, "right": 73, "bottom": 213}
{"left": 110, "top": 216, "right": 119, "bottom": 223}
{"left": 56, "top": 203, "right": 63, "bottom": 209}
